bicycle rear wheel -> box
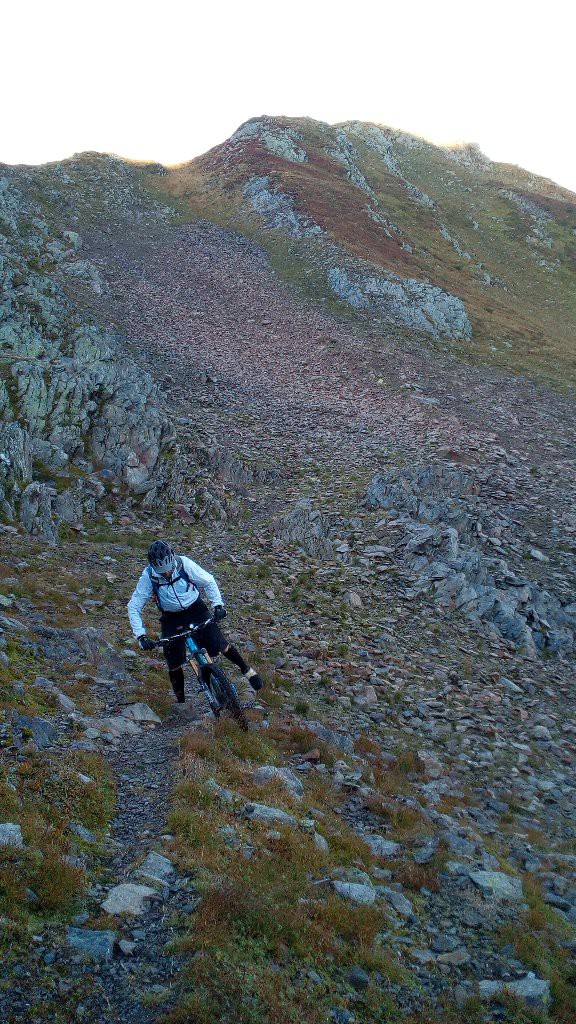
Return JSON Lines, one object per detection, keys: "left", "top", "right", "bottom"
{"left": 206, "top": 664, "right": 248, "bottom": 731}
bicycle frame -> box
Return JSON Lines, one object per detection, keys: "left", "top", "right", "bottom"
{"left": 184, "top": 634, "right": 242, "bottom": 714}
{"left": 154, "top": 619, "right": 241, "bottom": 714}
{"left": 184, "top": 633, "right": 211, "bottom": 671}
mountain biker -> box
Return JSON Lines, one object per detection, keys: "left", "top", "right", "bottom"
{"left": 127, "top": 540, "right": 264, "bottom": 704}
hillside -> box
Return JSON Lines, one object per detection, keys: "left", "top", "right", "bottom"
{"left": 151, "top": 115, "right": 576, "bottom": 389}
{"left": 1, "top": 121, "right": 576, "bottom": 1024}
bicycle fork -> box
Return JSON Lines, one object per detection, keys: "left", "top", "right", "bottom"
{"left": 187, "top": 652, "right": 220, "bottom": 714}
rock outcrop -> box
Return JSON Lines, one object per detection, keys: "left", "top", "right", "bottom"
{"left": 327, "top": 263, "right": 472, "bottom": 339}
{"left": 277, "top": 499, "right": 334, "bottom": 558}
{"left": 366, "top": 464, "right": 574, "bottom": 654}
{"left": 243, "top": 176, "right": 322, "bottom": 238}
{"left": 0, "top": 173, "right": 175, "bottom": 541}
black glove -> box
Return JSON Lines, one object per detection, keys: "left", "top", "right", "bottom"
{"left": 213, "top": 605, "right": 227, "bottom": 622}
{"left": 139, "top": 635, "right": 155, "bottom": 651}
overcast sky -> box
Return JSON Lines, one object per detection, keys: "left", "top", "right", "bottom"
{"left": 2, "top": 0, "right": 574, "bottom": 192}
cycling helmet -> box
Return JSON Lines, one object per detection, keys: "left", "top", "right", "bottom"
{"left": 148, "top": 540, "right": 176, "bottom": 574}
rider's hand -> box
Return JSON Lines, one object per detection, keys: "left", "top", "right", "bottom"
{"left": 213, "top": 605, "right": 227, "bottom": 622}
{"left": 139, "top": 635, "right": 155, "bottom": 651}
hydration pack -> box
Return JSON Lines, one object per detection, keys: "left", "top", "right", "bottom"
{"left": 147, "top": 557, "right": 194, "bottom": 608}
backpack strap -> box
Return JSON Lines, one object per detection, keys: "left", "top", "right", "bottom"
{"left": 175, "top": 557, "right": 192, "bottom": 591}
{"left": 146, "top": 565, "right": 161, "bottom": 606}
{"left": 147, "top": 558, "right": 194, "bottom": 609}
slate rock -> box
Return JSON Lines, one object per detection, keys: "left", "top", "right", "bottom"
{"left": 332, "top": 881, "right": 376, "bottom": 905}
{"left": 363, "top": 834, "right": 400, "bottom": 858}
{"left": 500, "top": 677, "right": 523, "bottom": 694}
{"left": 431, "top": 935, "right": 460, "bottom": 953}
{"left": 379, "top": 887, "right": 415, "bottom": 917}
{"left": 242, "top": 803, "right": 298, "bottom": 826}
{"left": 68, "top": 822, "right": 98, "bottom": 844}
{"left": 205, "top": 778, "right": 237, "bottom": 804}
{"left": 118, "top": 939, "right": 137, "bottom": 956}
{"left": 333, "top": 867, "right": 372, "bottom": 886}
{"left": 304, "top": 720, "right": 354, "bottom": 754}
{"left": 330, "top": 1010, "right": 355, "bottom": 1024}
{"left": 13, "top": 714, "right": 57, "bottom": 749}
{"left": 0, "top": 823, "right": 23, "bottom": 847}
{"left": 346, "top": 966, "right": 370, "bottom": 991}
{"left": 479, "top": 973, "right": 551, "bottom": 1010}
{"left": 469, "top": 871, "right": 523, "bottom": 900}
{"left": 101, "top": 883, "right": 160, "bottom": 916}
{"left": 135, "top": 851, "right": 174, "bottom": 884}
{"left": 92, "top": 715, "right": 141, "bottom": 738}
{"left": 119, "top": 703, "right": 161, "bottom": 724}
{"left": 253, "top": 765, "right": 304, "bottom": 799}
{"left": 437, "top": 948, "right": 470, "bottom": 965}
{"left": 313, "top": 831, "right": 329, "bottom": 852}
{"left": 55, "top": 690, "right": 77, "bottom": 713}
{"left": 66, "top": 927, "right": 116, "bottom": 960}
{"left": 414, "top": 843, "right": 436, "bottom": 865}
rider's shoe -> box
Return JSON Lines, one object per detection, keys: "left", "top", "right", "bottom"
{"left": 244, "top": 668, "right": 264, "bottom": 692}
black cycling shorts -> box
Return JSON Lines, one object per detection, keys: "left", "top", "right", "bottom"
{"left": 160, "top": 599, "right": 225, "bottom": 671}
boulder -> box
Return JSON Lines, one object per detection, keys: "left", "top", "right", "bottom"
{"left": 304, "top": 720, "right": 354, "bottom": 754}
{"left": 253, "top": 765, "right": 304, "bottom": 800}
{"left": 0, "top": 823, "right": 23, "bottom": 848}
{"left": 101, "top": 883, "right": 160, "bottom": 916}
{"left": 479, "top": 973, "right": 551, "bottom": 1010}
{"left": 469, "top": 871, "right": 523, "bottom": 901}
{"left": 363, "top": 835, "right": 401, "bottom": 858}
{"left": 332, "top": 881, "right": 376, "bottom": 905}
{"left": 378, "top": 887, "right": 415, "bottom": 917}
{"left": 313, "top": 831, "right": 329, "bottom": 852}
{"left": 242, "top": 803, "right": 298, "bottom": 827}
{"left": 12, "top": 714, "right": 57, "bottom": 750}
{"left": 417, "top": 750, "right": 443, "bottom": 779}
{"left": 67, "top": 927, "right": 116, "bottom": 960}
{"left": 278, "top": 499, "right": 333, "bottom": 558}
{"left": 327, "top": 263, "right": 472, "bottom": 340}
{"left": 119, "top": 703, "right": 162, "bottom": 724}
{"left": 135, "top": 851, "right": 174, "bottom": 885}
{"left": 92, "top": 715, "right": 141, "bottom": 738}
{"left": 68, "top": 822, "right": 98, "bottom": 844}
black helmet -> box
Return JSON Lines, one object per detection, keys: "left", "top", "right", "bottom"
{"left": 148, "top": 540, "right": 176, "bottom": 574}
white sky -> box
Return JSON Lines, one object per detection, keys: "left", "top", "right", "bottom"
{"left": 2, "top": 0, "right": 574, "bottom": 192}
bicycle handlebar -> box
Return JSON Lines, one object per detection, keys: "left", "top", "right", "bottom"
{"left": 151, "top": 617, "right": 214, "bottom": 648}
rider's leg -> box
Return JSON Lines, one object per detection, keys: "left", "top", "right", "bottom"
{"left": 169, "top": 666, "right": 186, "bottom": 703}
{"left": 196, "top": 616, "right": 265, "bottom": 696}
{"left": 222, "top": 643, "right": 264, "bottom": 692}
{"left": 160, "top": 613, "right": 188, "bottom": 703}
{"left": 222, "top": 643, "right": 248, "bottom": 673}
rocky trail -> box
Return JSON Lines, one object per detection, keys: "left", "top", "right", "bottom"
{"left": 2, "top": 215, "right": 576, "bottom": 1022}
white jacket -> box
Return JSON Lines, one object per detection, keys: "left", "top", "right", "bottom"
{"left": 127, "top": 555, "right": 223, "bottom": 638}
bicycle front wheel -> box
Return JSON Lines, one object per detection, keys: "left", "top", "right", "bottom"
{"left": 207, "top": 664, "right": 248, "bottom": 732}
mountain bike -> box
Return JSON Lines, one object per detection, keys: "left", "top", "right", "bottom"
{"left": 152, "top": 617, "right": 249, "bottom": 731}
